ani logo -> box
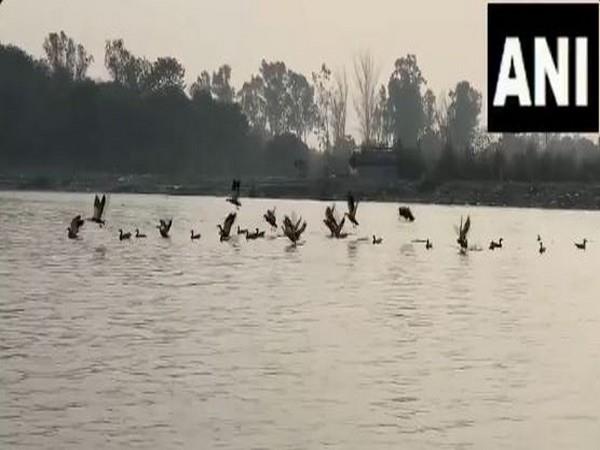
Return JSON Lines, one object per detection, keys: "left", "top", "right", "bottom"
{"left": 487, "top": 3, "right": 599, "bottom": 132}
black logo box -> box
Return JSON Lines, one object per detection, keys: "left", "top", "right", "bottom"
{"left": 487, "top": 3, "right": 599, "bottom": 133}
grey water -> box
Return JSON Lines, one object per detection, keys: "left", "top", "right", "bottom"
{"left": 1, "top": 191, "right": 599, "bottom": 449}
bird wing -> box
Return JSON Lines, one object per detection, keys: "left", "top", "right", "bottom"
{"left": 70, "top": 215, "right": 83, "bottom": 231}
{"left": 166, "top": 219, "right": 173, "bottom": 232}
{"left": 463, "top": 216, "right": 471, "bottom": 238}
{"left": 347, "top": 194, "right": 357, "bottom": 215}
{"left": 98, "top": 194, "right": 106, "bottom": 218}
{"left": 223, "top": 212, "right": 236, "bottom": 234}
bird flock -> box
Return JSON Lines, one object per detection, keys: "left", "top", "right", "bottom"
{"left": 67, "top": 184, "right": 591, "bottom": 254}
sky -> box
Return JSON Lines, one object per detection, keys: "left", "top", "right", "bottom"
{"left": 0, "top": 0, "right": 487, "bottom": 95}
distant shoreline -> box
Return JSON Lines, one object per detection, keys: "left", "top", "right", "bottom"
{"left": 2, "top": 173, "right": 600, "bottom": 211}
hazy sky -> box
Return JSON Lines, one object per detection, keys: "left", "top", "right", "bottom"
{"left": 1, "top": 0, "right": 487, "bottom": 95}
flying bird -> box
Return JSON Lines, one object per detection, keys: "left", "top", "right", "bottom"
{"left": 323, "top": 204, "right": 348, "bottom": 238}
{"left": 398, "top": 206, "right": 415, "bottom": 222}
{"left": 226, "top": 179, "right": 242, "bottom": 208}
{"left": 218, "top": 212, "right": 237, "bottom": 242}
{"left": 118, "top": 229, "right": 132, "bottom": 240}
{"left": 263, "top": 208, "right": 277, "bottom": 230}
{"left": 157, "top": 219, "right": 173, "bottom": 238}
{"left": 282, "top": 214, "right": 307, "bottom": 245}
{"left": 455, "top": 215, "right": 471, "bottom": 251}
{"left": 345, "top": 193, "right": 359, "bottom": 226}
{"left": 489, "top": 238, "right": 503, "bottom": 250}
{"left": 88, "top": 194, "right": 107, "bottom": 225}
{"left": 67, "top": 215, "right": 84, "bottom": 239}
{"left": 135, "top": 229, "right": 146, "bottom": 238}
{"left": 575, "top": 238, "right": 587, "bottom": 250}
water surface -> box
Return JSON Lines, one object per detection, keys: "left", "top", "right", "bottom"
{"left": 1, "top": 191, "right": 599, "bottom": 449}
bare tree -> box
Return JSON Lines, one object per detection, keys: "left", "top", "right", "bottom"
{"left": 331, "top": 69, "right": 349, "bottom": 147}
{"left": 353, "top": 52, "right": 379, "bottom": 146}
{"left": 436, "top": 89, "right": 450, "bottom": 144}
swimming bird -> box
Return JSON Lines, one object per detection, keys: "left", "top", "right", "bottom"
{"left": 191, "top": 230, "right": 201, "bottom": 240}
{"left": 398, "top": 206, "right": 415, "bottom": 222}
{"left": 489, "top": 238, "right": 503, "bottom": 250}
{"left": 575, "top": 238, "right": 587, "bottom": 250}
{"left": 87, "top": 194, "right": 107, "bottom": 225}
{"left": 539, "top": 241, "right": 546, "bottom": 254}
{"left": 425, "top": 239, "right": 433, "bottom": 250}
{"left": 237, "top": 225, "right": 248, "bottom": 235}
{"left": 246, "top": 228, "right": 266, "bottom": 240}
{"left": 157, "top": 219, "right": 173, "bottom": 238}
{"left": 455, "top": 215, "right": 471, "bottom": 250}
{"left": 135, "top": 229, "right": 146, "bottom": 238}
{"left": 218, "top": 212, "right": 236, "bottom": 242}
{"left": 119, "top": 229, "right": 132, "bottom": 240}
{"left": 372, "top": 235, "right": 383, "bottom": 245}
{"left": 226, "top": 179, "right": 242, "bottom": 208}
{"left": 263, "top": 208, "right": 277, "bottom": 230}
{"left": 67, "top": 215, "right": 84, "bottom": 239}
{"left": 345, "top": 193, "right": 359, "bottom": 226}
{"left": 282, "top": 214, "right": 307, "bottom": 245}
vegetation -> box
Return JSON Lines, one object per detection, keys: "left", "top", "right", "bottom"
{"left": 1, "top": 32, "right": 600, "bottom": 184}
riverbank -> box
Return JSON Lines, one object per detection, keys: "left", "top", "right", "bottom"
{"left": 2, "top": 172, "right": 600, "bottom": 210}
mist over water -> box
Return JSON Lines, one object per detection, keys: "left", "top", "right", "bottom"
{"left": 1, "top": 191, "right": 600, "bottom": 449}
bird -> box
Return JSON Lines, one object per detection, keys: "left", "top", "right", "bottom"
{"left": 372, "top": 235, "right": 383, "bottom": 245}
{"left": 345, "top": 193, "right": 359, "bottom": 226}
{"left": 282, "top": 214, "right": 307, "bottom": 245}
{"left": 246, "top": 228, "right": 266, "bottom": 240}
{"left": 190, "top": 230, "right": 201, "bottom": 240}
{"left": 263, "top": 208, "right": 277, "bottom": 230}
{"left": 489, "top": 238, "right": 503, "bottom": 250}
{"left": 237, "top": 225, "right": 248, "bottom": 235}
{"left": 67, "top": 215, "right": 84, "bottom": 239}
{"left": 539, "top": 241, "right": 546, "bottom": 254}
{"left": 323, "top": 205, "right": 347, "bottom": 238}
{"left": 398, "top": 206, "right": 415, "bottom": 222}
{"left": 87, "top": 194, "right": 107, "bottom": 226}
{"left": 135, "top": 229, "right": 146, "bottom": 238}
{"left": 119, "top": 229, "right": 132, "bottom": 240}
{"left": 455, "top": 215, "right": 471, "bottom": 250}
{"left": 425, "top": 239, "right": 433, "bottom": 249}
{"left": 226, "top": 179, "right": 242, "bottom": 208}
{"left": 575, "top": 238, "right": 587, "bottom": 250}
{"left": 157, "top": 219, "right": 173, "bottom": 238}
{"left": 218, "top": 212, "right": 237, "bottom": 242}
{"left": 537, "top": 234, "right": 542, "bottom": 242}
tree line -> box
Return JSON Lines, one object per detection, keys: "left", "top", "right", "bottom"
{"left": 1, "top": 31, "right": 599, "bottom": 183}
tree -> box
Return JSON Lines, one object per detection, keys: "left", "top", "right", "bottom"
{"left": 387, "top": 54, "right": 426, "bottom": 148}
{"left": 146, "top": 57, "right": 185, "bottom": 93}
{"left": 43, "top": 31, "right": 93, "bottom": 81}
{"left": 286, "top": 69, "right": 316, "bottom": 142}
{"left": 373, "top": 85, "right": 390, "bottom": 145}
{"left": 238, "top": 75, "right": 267, "bottom": 135}
{"left": 447, "top": 81, "right": 482, "bottom": 150}
{"left": 353, "top": 52, "right": 379, "bottom": 146}
{"left": 260, "top": 60, "right": 288, "bottom": 135}
{"left": 190, "top": 71, "right": 211, "bottom": 100}
{"left": 104, "top": 39, "right": 151, "bottom": 91}
{"left": 211, "top": 64, "right": 235, "bottom": 103}
{"left": 312, "top": 64, "right": 333, "bottom": 151}
{"left": 331, "top": 69, "right": 349, "bottom": 148}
